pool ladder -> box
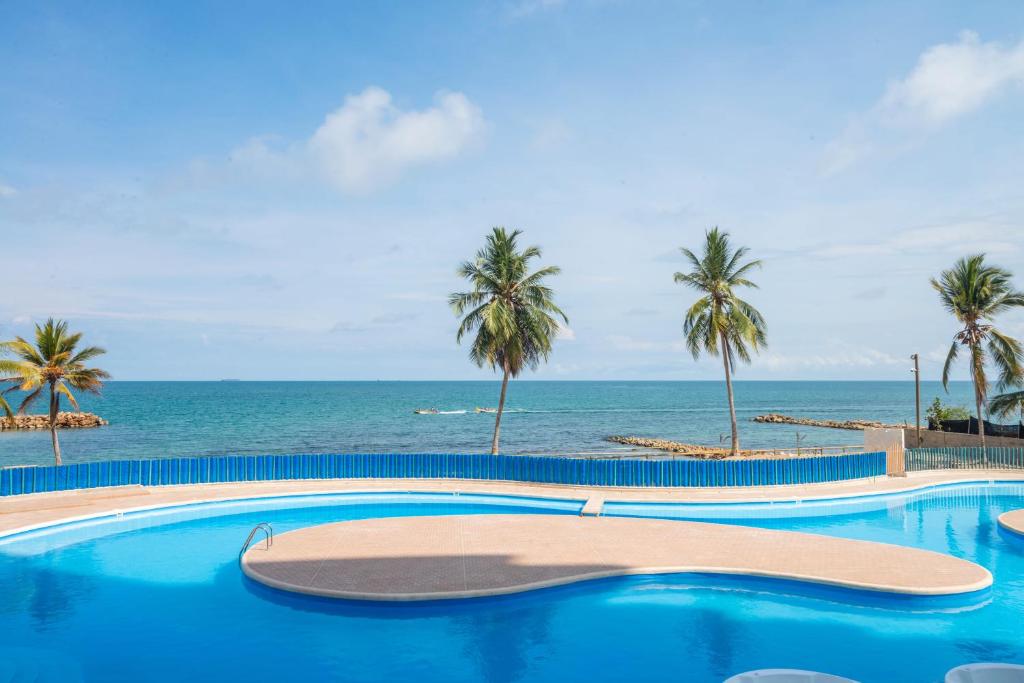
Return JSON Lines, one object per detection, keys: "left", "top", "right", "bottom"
{"left": 239, "top": 522, "right": 274, "bottom": 561}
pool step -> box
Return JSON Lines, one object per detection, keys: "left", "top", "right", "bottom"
{"left": 580, "top": 496, "right": 604, "bottom": 517}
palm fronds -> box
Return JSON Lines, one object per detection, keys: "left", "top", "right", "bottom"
{"left": 451, "top": 227, "right": 567, "bottom": 378}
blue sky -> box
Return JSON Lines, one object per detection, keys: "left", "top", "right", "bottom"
{"left": 1, "top": 1, "right": 1023, "bottom": 381}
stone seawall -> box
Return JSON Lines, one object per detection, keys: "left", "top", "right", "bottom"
{"left": 754, "top": 413, "right": 905, "bottom": 431}
{"left": 0, "top": 412, "right": 108, "bottom": 431}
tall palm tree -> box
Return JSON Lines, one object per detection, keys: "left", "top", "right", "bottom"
{"left": 675, "top": 227, "right": 766, "bottom": 456}
{"left": 990, "top": 389, "right": 1024, "bottom": 440}
{"left": 451, "top": 227, "right": 567, "bottom": 455}
{"left": 0, "top": 319, "right": 109, "bottom": 465}
{"left": 932, "top": 255, "right": 1024, "bottom": 455}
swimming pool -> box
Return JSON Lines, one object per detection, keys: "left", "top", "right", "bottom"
{"left": 2, "top": 485, "right": 1023, "bottom": 682}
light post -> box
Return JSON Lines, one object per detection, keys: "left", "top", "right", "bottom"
{"left": 910, "top": 353, "right": 921, "bottom": 447}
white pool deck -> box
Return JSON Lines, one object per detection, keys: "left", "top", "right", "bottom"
{"left": 2, "top": 470, "right": 1021, "bottom": 600}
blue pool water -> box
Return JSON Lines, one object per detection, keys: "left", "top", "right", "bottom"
{"left": 2, "top": 485, "right": 1023, "bottom": 682}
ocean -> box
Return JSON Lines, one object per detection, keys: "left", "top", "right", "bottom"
{"left": 0, "top": 380, "right": 980, "bottom": 467}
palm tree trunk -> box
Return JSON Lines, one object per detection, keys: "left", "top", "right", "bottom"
{"left": 48, "top": 383, "right": 62, "bottom": 466}
{"left": 490, "top": 363, "right": 511, "bottom": 455}
{"left": 720, "top": 332, "right": 739, "bottom": 456}
{"left": 971, "top": 356, "right": 987, "bottom": 465}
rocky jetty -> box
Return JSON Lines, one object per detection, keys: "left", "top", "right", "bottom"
{"left": 0, "top": 412, "right": 108, "bottom": 431}
{"left": 753, "top": 413, "right": 904, "bottom": 430}
{"left": 607, "top": 436, "right": 744, "bottom": 459}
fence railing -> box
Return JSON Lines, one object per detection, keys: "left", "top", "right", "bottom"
{"left": 0, "top": 451, "right": 887, "bottom": 496}
{"left": 906, "top": 447, "right": 1024, "bottom": 471}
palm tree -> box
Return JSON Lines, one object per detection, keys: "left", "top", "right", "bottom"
{"left": 674, "top": 227, "right": 767, "bottom": 456}
{"left": 990, "top": 389, "right": 1024, "bottom": 440}
{"left": 0, "top": 319, "right": 109, "bottom": 465}
{"left": 451, "top": 227, "right": 567, "bottom": 455}
{"left": 932, "top": 255, "right": 1024, "bottom": 456}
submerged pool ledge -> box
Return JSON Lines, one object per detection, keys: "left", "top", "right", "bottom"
{"left": 241, "top": 514, "right": 992, "bottom": 602}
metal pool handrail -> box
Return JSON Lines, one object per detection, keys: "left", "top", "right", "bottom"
{"left": 239, "top": 522, "right": 273, "bottom": 560}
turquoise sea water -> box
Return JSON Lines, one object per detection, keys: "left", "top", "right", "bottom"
{"left": 1, "top": 485, "right": 1023, "bottom": 682}
{"left": 0, "top": 380, "right": 977, "bottom": 466}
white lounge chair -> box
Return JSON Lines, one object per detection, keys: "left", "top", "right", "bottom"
{"left": 724, "top": 669, "right": 859, "bottom": 683}
{"left": 945, "top": 663, "right": 1024, "bottom": 683}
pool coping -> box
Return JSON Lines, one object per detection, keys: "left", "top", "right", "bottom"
{"left": 2, "top": 469, "right": 1024, "bottom": 539}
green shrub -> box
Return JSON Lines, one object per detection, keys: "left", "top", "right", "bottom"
{"left": 926, "top": 397, "right": 971, "bottom": 429}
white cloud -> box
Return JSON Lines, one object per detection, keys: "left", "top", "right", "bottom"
{"left": 0, "top": 183, "right": 16, "bottom": 197}
{"left": 823, "top": 32, "right": 1024, "bottom": 174}
{"left": 926, "top": 345, "right": 952, "bottom": 363}
{"left": 307, "top": 87, "right": 485, "bottom": 193}
{"left": 227, "top": 87, "right": 485, "bottom": 194}
{"left": 530, "top": 118, "right": 573, "bottom": 151}
{"left": 556, "top": 323, "right": 576, "bottom": 341}
{"left": 608, "top": 335, "right": 685, "bottom": 353}
{"left": 759, "top": 347, "right": 903, "bottom": 370}
{"left": 388, "top": 291, "right": 448, "bottom": 303}
{"left": 509, "top": 0, "right": 566, "bottom": 18}
{"left": 880, "top": 31, "right": 1024, "bottom": 126}
{"left": 810, "top": 219, "right": 1024, "bottom": 259}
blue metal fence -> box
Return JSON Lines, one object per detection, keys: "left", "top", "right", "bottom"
{"left": 906, "top": 447, "right": 1024, "bottom": 471}
{"left": 0, "top": 451, "right": 887, "bottom": 496}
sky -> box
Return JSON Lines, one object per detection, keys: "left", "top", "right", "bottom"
{"left": 1, "top": 0, "right": 1023, "bottom": 381}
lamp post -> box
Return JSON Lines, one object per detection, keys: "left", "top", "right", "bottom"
{"left": 910, "top": 353, "right": 921, "bottom": 447}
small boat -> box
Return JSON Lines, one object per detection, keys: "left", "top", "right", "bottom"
{"left": 414, "top": 408, "right": 439, "bottom": 415}
{"left": 475, "top": 407, "right": 498, "bottom": 414}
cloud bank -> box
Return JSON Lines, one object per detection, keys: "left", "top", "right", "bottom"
{"left": 230, "top": 87, "right": 485, "bottom": 193}
{"left": 823, "top": 32, "right": 1024, "bottom": 174}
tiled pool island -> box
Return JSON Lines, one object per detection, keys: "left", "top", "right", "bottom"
{"left": 240, "top": 513, "right": 992, "bottom": 601}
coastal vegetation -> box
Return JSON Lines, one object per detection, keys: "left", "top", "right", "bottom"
{"left": 0, "top": 319, "right": 109, "bottom": 465}
{"left": 926, "top": 397, "right": 971, "bottom": 430}
{"left": 674, "top": 227, "right": 766, "bottom": 456}
{"left": 931, "top": 255, "right": 1024, "bottom": 451}
{"left": 450, "top": 227, "right": 567, "bottom": 455}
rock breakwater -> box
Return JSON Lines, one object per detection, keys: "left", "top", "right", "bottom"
{"left": 753, "top": 413, "right": 904, "bottom": 430}
{"left": 0, "top": 412, "right": 108, "bottom": 431}
{"left": 606, "top": 436, "right": 764, "bottom": 459}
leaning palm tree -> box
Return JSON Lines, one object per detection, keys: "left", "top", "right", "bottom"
{"left": 0, "top": 319, "right": 109, "bottom": 465}
{"left": 451, "top": 227, "right": 567, "bottom": 455}
{"left": 990, "top": 389, "right": 1024, "bottom": 440}
{"left": 932, "top": 255, "right": 1024, "bottom": 456}
{"left": 674, "top": 227, "right": 767, "bottom": 456}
